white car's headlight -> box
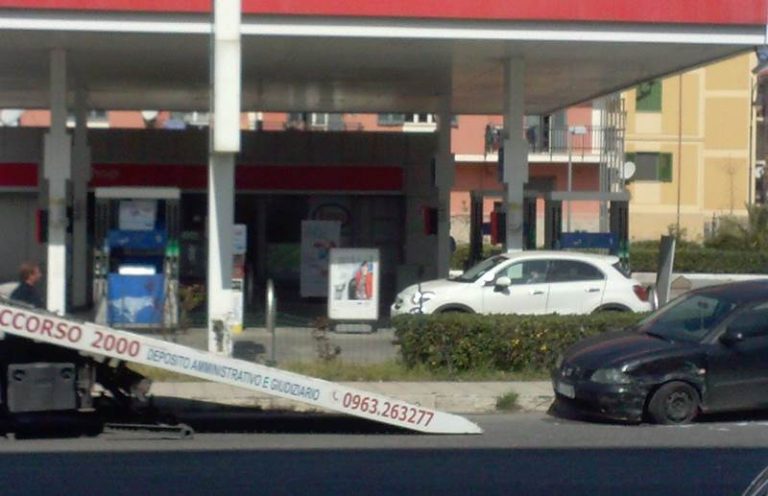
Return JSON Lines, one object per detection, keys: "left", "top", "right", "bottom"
{"left": 590, "top": 367, "right": 632, "bottom": 384}
{"left": 411, "top": 291, "right": 436, "bottom": 305}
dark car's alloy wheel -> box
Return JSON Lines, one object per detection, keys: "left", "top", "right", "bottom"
{"left": 647, "top": 381, "right": 700, "bottom": 425}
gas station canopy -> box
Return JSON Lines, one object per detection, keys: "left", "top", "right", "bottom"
{"left": 0, "top": 0, "right": 765, "bottom": 114}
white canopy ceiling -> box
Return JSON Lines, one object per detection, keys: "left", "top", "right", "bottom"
{"left": 0, "top": 12, "right": 762, "bottom": 114}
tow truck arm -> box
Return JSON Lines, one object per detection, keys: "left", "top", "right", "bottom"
{"left": 0, "top": 299, "right": 481, "bottom": 434}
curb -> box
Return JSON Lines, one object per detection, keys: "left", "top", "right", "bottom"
{"left": 150, "top": 381, "right": 555, "bottom": 415}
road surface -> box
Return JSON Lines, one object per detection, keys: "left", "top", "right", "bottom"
{"left": 1, "top": 411, "right": 767, "bottom": 495}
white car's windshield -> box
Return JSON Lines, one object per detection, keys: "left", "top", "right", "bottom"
{"left": 636, "top": 292, "right": 738, "bottom": 343}
{"left": 452, "top": 256, "right": 508, "bottom": 283}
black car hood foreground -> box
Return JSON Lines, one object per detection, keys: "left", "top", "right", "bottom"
{"left": 563, "top": 329, "right": 693, "bottom": 370}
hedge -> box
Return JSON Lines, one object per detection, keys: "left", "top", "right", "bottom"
{"left": 393, "top": 312, "right": 645, "bottom": 373}
{"left": 630, "top": 247, "right": 768, "bottom": 274}
{"left": 452, "top": 243, "right": 768, "bottom": 274}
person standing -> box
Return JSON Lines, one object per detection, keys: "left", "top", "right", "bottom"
{"left": 10, "top": 261, "right": 43, "bottom": 308}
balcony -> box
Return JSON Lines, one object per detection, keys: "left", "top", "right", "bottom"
{"left": 481, "top": 125, "right": 609, "bottom": 163}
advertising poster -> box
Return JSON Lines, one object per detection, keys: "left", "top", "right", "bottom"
{"left": 300, "top": 220, "right": 341, "bottom": 297}
{"left": 328, "top": 248, "right": 379, "bottom": 321}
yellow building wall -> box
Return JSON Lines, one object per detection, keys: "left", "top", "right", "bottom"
{"left": 705, "top": 98, "right": 751, "bottom": 150}
{"left": 703, "top": 157, "right": 750, "bottom": 212}
{"left": 625, "top": 52, "right": 755, "bottom": 241}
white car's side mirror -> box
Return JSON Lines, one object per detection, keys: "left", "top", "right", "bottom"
{"left": 495, "top": 276, "right": 512, "bottom": 288}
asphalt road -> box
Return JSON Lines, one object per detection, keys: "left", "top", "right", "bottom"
{"left": 1, "top": 411, "right": 768, "bottom": 495}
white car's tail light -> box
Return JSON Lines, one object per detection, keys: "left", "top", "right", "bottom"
{"left": 633, "top": 284, "right": 649, "bottom": 302}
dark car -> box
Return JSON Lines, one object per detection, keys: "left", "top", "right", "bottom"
{"left": 552, "top": 279, "right": 768, "bottom": 424}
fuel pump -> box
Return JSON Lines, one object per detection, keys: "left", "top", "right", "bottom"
{"left": 93, "top": 187, "right": 180, "bottom": 331}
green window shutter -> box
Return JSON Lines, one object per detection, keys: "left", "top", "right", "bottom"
{"left": 625, "top": 152, "right": 636, "bottom": 163}
{"left": 657, "top": 153, "right": 673, "bottom": 182}
{"left": 636, "top": 80, "right": 662, "bottom": 112}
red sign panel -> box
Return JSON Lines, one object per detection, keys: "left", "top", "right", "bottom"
{"left": 0, "top": 0, "right": 765, "bottom": 25}
{"left": 0, "top": 163, "right": 36, "bottom": 188}
{"left": 0, "top": 162, "right": 404, "bottom": 192}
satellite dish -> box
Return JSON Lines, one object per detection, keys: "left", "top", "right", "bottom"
{"left": 140, "top": 110, "right": 159, "bottom": 121}
{"left": 622, "top": 161, "right": 636, "bottom": 180}
{"left": 0, "top": 109, "right": 23, "bottom": 126}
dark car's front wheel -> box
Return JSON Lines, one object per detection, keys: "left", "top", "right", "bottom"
{"left": 647, "top": 381, "right": 700, "bottom": 425}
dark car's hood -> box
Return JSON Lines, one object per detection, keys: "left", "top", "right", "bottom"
{"left": 563, "top": 330, "right": 694, "bottom": 370}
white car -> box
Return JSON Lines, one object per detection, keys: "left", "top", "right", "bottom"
{"left": 391, "top": 251, "right": 652, "bottom": 316}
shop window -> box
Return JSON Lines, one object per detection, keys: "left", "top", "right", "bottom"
{"left": 625, "top": 152, "right": 673, "bottom": 182}
{"left": 636, "top": 80, "right": 662, "bottom": 112}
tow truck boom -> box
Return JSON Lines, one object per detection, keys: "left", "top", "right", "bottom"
{"left": 0, "top": 299, "right": 482, "bottom": 434}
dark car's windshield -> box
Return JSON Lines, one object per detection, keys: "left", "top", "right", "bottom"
{"left": 452, "top": 256, "right": 508, "bottom": 283}
{"left": 635, "top": 292, "right": 738, "bottom": 343}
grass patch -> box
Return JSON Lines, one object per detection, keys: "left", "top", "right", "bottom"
{"left": 129, "top": 360, "right": 550, "bottom": 383}
{"left": 495, "top": 391, "right": 520, "bottom": 412}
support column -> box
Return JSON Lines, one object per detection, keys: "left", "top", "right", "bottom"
{"left": 435, "top": 98, "right": 455, "bottom": 278}
{"left": 44, "top": 48, "right": 71, "bottom": 314}
{"left": 468, "top": 192, "right": 483, "bottom": 268}
{"left": 208, "top": 0, "right": 241, "bottom": 355}
{"left": 208, "top": 155, "right": 236, "bottom": 354}
{"left": 71, "top": 89, "right": 91, "bottom": 309}
{"left": 502, "top": 58, "right": 528, "bottom": 252}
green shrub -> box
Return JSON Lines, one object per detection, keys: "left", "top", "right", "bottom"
{"left": 452, "top": 241, "right": 768, "bottom": 275}
{"left": 496, "top": 391, "right": 519, "bottom": 412}
{"left": 630, "top": 247, "right": 768, "bottom": 274}
{"left": 450, "top": 243, "right": 502, "bottom": 271}
{"left": 393, "top": 312, "right": 644, "bottom": 373}
{"left": 705, "top": 204, "right": 768, "bottom": 251}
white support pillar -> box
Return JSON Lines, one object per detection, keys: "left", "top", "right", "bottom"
{"left": 502, "top": 58, "right": 528, "bottom": 252}
{"left": 435, "top": 98, "right": 455, "bottom": 277}
{"left": 207, "top": 155, "right": 236, "bottom": 354}
{"left": 44, "top": 48, "right": 71, "bottom": 314}
{"left": 208, "top": 0, "right": 241, "bottom": 355}
{"left": 71, "top": 89, "right": 91, "bottom": 309}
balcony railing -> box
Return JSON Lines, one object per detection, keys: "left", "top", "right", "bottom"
{"left": 485, "top": 125, "right": 608, "bottom": 158}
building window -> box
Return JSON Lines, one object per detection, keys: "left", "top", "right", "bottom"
{"left": 625, "top": 152, "right": 673, "bottom": 182}
{"left": 377, "top": 113, "right": 406, "bottom": 126}
{"left": 89, "top": 110, "right": 108, "bottom": 121}
{"left": 286, "top": 112, "right": 305, "bottom": 129}
{"left": 409, "top": 113, "right": 434, "bottom": 124}
{"left": 310, "top": 113, "right": 328, "bottom": 127}
{"left": 636, "top": 80, "right": 662, "bottom": 112}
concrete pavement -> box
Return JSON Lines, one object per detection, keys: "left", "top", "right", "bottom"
{"left": 151, "top": 380, "right": 555, "bottom": 415}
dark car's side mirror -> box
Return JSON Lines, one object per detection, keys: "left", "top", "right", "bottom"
{"left": 720, "top": 328, "right": 745, "bottom": 346}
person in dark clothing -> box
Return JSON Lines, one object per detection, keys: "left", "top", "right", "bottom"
{"left": 5, "top": 261, "right": 81, "bottom": 363}
{"left": 9, "top": 261, "right": 43, "bottom": 308}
